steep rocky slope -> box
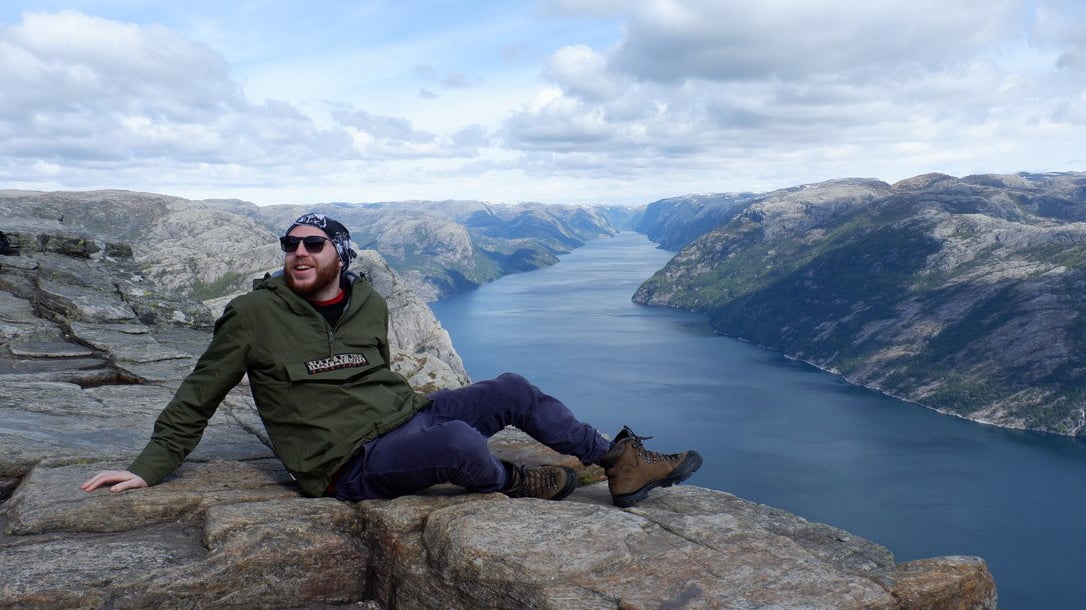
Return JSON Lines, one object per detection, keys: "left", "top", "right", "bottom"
{"left": 635, "top": 172, "right": 1086, "bottom": 435}
{"left": 0, "top": 224, "right": 997, "bottom": 608}
{"left": 636, "top": 191, "right": 761, "bottom": 249}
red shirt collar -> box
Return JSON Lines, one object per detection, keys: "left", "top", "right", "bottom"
{"left": 308, "top": 289, "right": 345, "bottom": 307}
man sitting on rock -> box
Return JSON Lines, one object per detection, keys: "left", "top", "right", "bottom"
{"left": 82, "top": 213, "right": 702, "bottom": 507}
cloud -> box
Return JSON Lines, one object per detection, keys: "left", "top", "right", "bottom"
{"left": 500, "top": 0, "right": 1086, "bottom": 190}
{"left": 0, "top": 11, "right": 232, "bottom": 137}
{"left": 544, "top": 44, "right": 623, "bottom": 102}
{"left": 331, "top": 106, "right": 485, "bottom": 160}
{"left": 1030, "top": 1, "right": 1086, "bottom": 72}
{"left": 611, "top": 0, "right": 1023, "bottom": 84}
{"left": 0, "top": 3, "right": 1083, "bottom": 206}
{"left": 0, "top": 10, "right": 485, "bottom": 194}
{"left": 0, "top": 10, "right": 348, "bottom": 174}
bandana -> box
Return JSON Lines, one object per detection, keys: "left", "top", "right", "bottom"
{"left": 284, "top": 213, "right": 358, "bottom": 273}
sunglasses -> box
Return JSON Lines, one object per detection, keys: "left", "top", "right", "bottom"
{"left": 279, "top": 235, "right": 332, "bottom": 253}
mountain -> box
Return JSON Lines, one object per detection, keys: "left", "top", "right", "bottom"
{"left": 636, "top": 191, "right": 759, "bottom": 249}
{"left": 251, "top": 200, "right": 618, "bottom": 301}
{"left": 634, "top": 172, "right": 1086, "bottom": 436}
{"left": 0, "top": 192, "right": 618, "bottom": 303}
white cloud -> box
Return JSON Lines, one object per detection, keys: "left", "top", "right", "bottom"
{"left": 0, "top": 2, "right": 1083, "bottom": 206}
{"left": 0, "top": 10, "right": 330, "bottom": 172}
{"left": 612, "top": 0, "right": 1023, "bottom": 84}
{"left": 500, "top": 0, "right": 1086, "bottom": 193}
{"left": 544, "top": 44, "right": 623, "bottom": 101}
{"left": 1, "top": 10, "right": 238, "bottom": 114}
{"left": 0, "top": 9, "right": 487, "bottom": 198}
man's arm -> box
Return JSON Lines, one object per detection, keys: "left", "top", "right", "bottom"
{"left": 81, "top": 303, "right": 250, "bottom": 492}
{"left": 80, "top": 470, "right": 147, "bottom": 493}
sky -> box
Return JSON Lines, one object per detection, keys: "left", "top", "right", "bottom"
{"left": 0, "top": 1, "right": 1083, "bottom": 207}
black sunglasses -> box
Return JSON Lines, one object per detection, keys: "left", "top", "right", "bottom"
{"left": 279, "top": 235, "right": 331, "bottom": 253}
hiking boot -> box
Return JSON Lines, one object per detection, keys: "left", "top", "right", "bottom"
{"left": 500, "top": 461, "right": 578, "bottom": 501}
{"left": 599, "top": 426, "right": 702, "bottom": 508}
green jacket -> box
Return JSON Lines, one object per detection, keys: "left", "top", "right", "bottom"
{"left": 127, "top": 273, "right": 432, "bottom": 497}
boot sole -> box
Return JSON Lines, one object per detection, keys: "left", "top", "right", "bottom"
{"left": 611, "top": 451, "right": 703, "bottom": 508}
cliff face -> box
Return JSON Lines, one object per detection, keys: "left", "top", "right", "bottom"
{"left": 0, "top": 222, "right": 997, "bottom": 608}
{"left": 634, "top": 172, "right": 1086, "bottom": 436}
{"left": 636, "top": 191, "right": 761, "bottom": 250}
{"left": 0, "top": 191, "right": 618, "bottom": 304}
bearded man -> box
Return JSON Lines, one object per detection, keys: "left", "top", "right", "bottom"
{"left": 83, "top": 213, "right": 702, "bottom": 506}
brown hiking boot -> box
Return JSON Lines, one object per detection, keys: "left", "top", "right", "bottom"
{"left": 599, "top": 426, "right": 702, "bottom": 508}
{"left": 500, "top": 461, "right": 578, "bottom": 501}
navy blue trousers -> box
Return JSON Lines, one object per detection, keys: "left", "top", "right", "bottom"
{"left": 332, "top": 372, "right": 611, "bottom": 500}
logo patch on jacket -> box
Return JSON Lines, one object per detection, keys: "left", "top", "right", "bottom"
{"left": 305, "top": 353, "right": 369, "bottom": 374}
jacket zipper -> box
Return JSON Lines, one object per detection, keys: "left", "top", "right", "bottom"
{"left": 327, "top": 288, "right": 353, "bottom": 356}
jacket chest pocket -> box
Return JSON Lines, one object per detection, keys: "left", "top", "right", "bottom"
{"left": 284, "top": 346, "right": 385, "bottom": 383}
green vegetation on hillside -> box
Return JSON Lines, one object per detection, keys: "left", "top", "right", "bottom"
{"left": 191, "top": 270, "right": 247, "bottom": 301}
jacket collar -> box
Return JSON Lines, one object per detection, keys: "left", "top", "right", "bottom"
{"left": 259, "top": 271, "right": 371, "bottom": 320}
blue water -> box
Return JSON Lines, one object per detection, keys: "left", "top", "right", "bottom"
{"left": 429, "top": 231, "right": 1086, "bottom": 609}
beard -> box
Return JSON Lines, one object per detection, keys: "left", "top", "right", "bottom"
{"left": 284, "top": 257, "right": 341, "bottom": 298}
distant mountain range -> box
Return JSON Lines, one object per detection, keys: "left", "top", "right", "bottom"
{"left": 633, "top": 172, "right": 1086, "bottom": 436}
{"left": 0, "top": 191, "right": 629, "bottom": 303}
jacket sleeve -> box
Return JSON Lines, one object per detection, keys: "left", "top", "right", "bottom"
{"left": 127, "top": 303, "right": 251, "bottom": 485}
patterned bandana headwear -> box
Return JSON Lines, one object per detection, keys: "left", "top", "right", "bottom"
{"left": 284, "top": 213, "right": 358, "bottom": 274}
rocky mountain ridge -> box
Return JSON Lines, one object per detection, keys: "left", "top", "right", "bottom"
{"left": 634, "top": 172, "right": 1086, "bottom": 436}
{"left": 0, "top": 222, "right": 998, "bottom": 608}
{"left": 0, "top": 191, "right": 621, "bottom": 304}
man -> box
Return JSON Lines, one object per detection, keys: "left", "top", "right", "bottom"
{"left": 82, "top": 213, "right": 702, "bottom": 507}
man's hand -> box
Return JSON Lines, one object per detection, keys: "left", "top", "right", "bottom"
{"left": 80, "top": 470, "right": 148, "bottom": 493}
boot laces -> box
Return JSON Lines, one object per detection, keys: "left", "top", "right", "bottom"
{"left": 508, "top": 464, "right": 570, "bottom": 499}
{"left": 626, "top": 430, "right": 683, "bottom": 465}
{"left": 522, "top": 465, "right": 560, "bottom": 494}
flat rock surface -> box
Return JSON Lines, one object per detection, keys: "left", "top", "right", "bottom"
{"left": 2, "top": 456, "right": 998, "bottom": 610}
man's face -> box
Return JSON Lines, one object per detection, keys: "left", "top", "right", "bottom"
{"left": 283, "top": 225, "right": 342, "bottom": 299}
